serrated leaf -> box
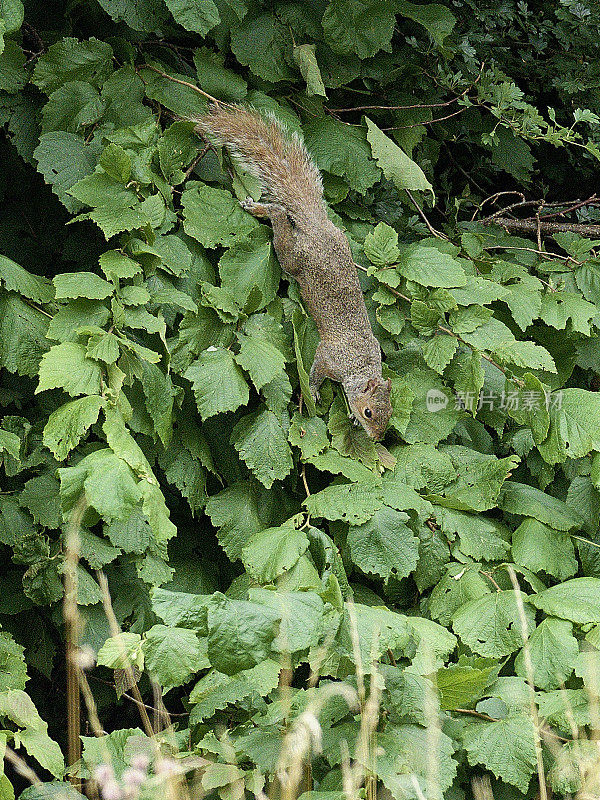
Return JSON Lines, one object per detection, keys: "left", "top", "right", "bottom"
{"left": 189, "top": 659, "right": 280, "bottom": 722}
{"left": 142, "top": 625, "right": 207, "bottom": 692}
{"left": 235, "top": 332, "right": 287, "bottom": 390}
{"left": 498, "top": 480, "right": 582, "bottom": 530}
{"left": 322, "top": 0, "right": 396, "bottom": 58}
{"left": 36, "top": 342, "right": 102, "bottom": 397}
{"left": 242, "top": 525, "right": 309, "bottom": 584}
{"left": 348, "top": 505, "right": 419, "bottom": 580}
{"left": 304, "top": 481, "right": 383, "bottom": 524}
{"left": 304, "top": 115, "right": 380, "bottom": 194}
{"left": 182, "top": 183, "right": 258, "bottom": 248}
{"left": 43, "top": 395, "right": 105, "bottom": 460}
{"left": 452, "top": 591, "right": 534, "bottom": 658}
{"left": 0, "top": 257, "right": 53, "bottom": 303}
{"left": 514, "top": 618, "right": 577, "bottom": 690}
{"left": 206, "top": 592, "right": 279, "bottom": 675}
{"left": 364, "top": 222, "right": 400, "bottom": 266}
{"left": 511, "top": 518, "right": 577, "bottom": 580}
{"left": 398, "top": 242, "right": 466, "bottom": 288}
{"left": 462, "top": 713, "right": 537, "bottom": 793}
{"left": 185, "top": 348, "right": 249, "bottom": 419}
{"left": 493, "top": 339, "right": 556, "bottom": 372}
{"left": 422, "top": 334, "right": 458, "bottom": 373}
{"left": 231, "top": 409, "right": 293, "bottom": 489}
{"left": 32, "top": 37, "right": 113, "bottom": 92}
{"left": 530, "top": 577, "right": 600, "bottom": 623}
{"left": 53, "top": 271, "right": 113, "bottom": 300}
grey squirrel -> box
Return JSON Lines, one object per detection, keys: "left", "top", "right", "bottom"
{"left": 195, "top": 104, "right": 392, "bottom": 440}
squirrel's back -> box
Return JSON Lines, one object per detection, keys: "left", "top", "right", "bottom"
{"left": 194, "top": 104, "right": 324, "bottom": 221}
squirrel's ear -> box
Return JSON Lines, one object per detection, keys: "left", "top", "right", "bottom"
{"left": 365, "top": 378, "right": 377, "bottom": 393}
{"left": 385, "top": 378, "right": 392, "bottom": 392}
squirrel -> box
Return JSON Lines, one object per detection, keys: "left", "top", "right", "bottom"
{"left": 195, "top": 104, "right": 392, "bottom": 440}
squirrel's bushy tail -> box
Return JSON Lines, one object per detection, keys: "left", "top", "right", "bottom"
{"left": 194, "top": 104, "right": 323, "bottom": 219}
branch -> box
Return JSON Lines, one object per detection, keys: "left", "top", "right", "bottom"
{"left": 485, "top": 217, "right": 600, "bottom": 239}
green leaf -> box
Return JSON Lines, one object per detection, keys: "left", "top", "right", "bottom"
{"left": 304, "top": 115, "right": 380, "bottom": 194}
{"left": 43, "top": 395, "right": 105, "bottom": 460}
{"left": 304, "top": 481, "right": 383, "bottom": 524}
{"left": 193, "top": 47, "right": 247, "bottom": 102}
{"left": 322, "top": 0, "right": 397, "bottom": 58}
{"left": 0, "top": 632, "right": 27, "bottom": 691}
{"left": 250, "top": 588, "right": 326, "bottom": 653}
{"left": 235, "top": 331, "right": 287, "bottom": 391}
{"left": 0, "top": 293, "right": 49, "bottom": 377}
{"left": 165, "top": 0, "right": 219, "bottom": 34}
{"left": 0, "top": 257, "right": 53, "bottom": 303}
{"left": 422, "top": 334, "right": 458, "bottom": 373}
{"left": 41, "top": 80, "right": 104, "bottom": 134}
{"left": 207, "top": 483, "right": 274, "bottom": 567}
{"left": 396, "top": 0, "right": 456, "bottom": 45}
{"left": 293, "top": 44, "right": 326, "bottom": 97}
{"left": 182, "top": 183, "right": 259, "bottom": 248}
{"left": 530, "top": 578, "right": 600, "bottom": 623}
{"left": 498, "top": 481, "right": 583, "bottom": 530}
{"left": 36, "top": 342, "right": 102, "bottom": 397}
{"left": 376, "top": 724, "right": 457, "bottom": 798}
{"left": 97, "top": 632, "right": 143, "bottom": 670}
{"left": 231, "top": 409, "right": 293, "bottom": 489}
{"left": 366, "top": 117, "right": 434, "bottom": 200}
{"left": 59, "top": 448, "right": 141, "bottom": 523}
{"left": 511, "top": 518, "right": 577, "bottom": 580}
{"left": 151, "top": 588, "right": 209, "bottom": 630}
{"left": 537, "top": 388, "right": 600, "bottom": 464}
{"left": 32, "top": 37, "right": 113, "bottom": 92}
{"left": 20, "top": 472, "right": 61, "bottom": 528}
{"left": 452, "top": 591, "right": 535, "bottom": 658}
{"left": 219, "top": 230, "right": 280, "bottom": 313}
{"left": 142, "top": 625, "right": 207, "bottom": 692}
{"left": 348, "top": 505, "right": 419, "bottom": 580}
{"left": 493, "top": 340, "right": 556, "bottom": 372}
{"left": 53, "top": 272, "right": 113, "bottom": 301}
{"left": 514, "top": 618, "right": 577, "bottom": 690}
{"left": 398, "top": 242, "right": 467, "bottom": 287}
{"left": 185, "top": 348, "right": 249, "bottom": 419}
{"left": 98, "top": 250, "right": 142, "bottom": 280}
{"left": 0, "top": 428, "right": 20, "bottom": 459}
{"left": 436, "top": 508, "right": 510, "bottom": 561}
{"left": 68, "top": 170, "right": 138, "bottom": 210}
{"left": 435, "top": 662, "right": 498, "bottom": 711}
{"left": 462, "top": 713, "right": 537, "bottom": 793}
{"left": 364, "top": 222, "right": 400, "bottom": 267}
{"left": 189, "top": 659, "right": 281, "bottom": 722}
{"left": 242, "top": 525, "right": 309, "bottom": 584}
{"left": 206, "top": 593, "right": 279, "bottom": 675}
{"left": 34, "top": 132, "right": 99, "bottom": 212}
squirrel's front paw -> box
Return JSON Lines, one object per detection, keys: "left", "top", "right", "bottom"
{"left": 240, "top": 198, "right": 269, "bottom": 218}
{"left": 309, "top": 389, "right": 321, "bottom": 406}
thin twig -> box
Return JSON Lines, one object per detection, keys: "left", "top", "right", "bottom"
{"left": 384, "top": 107, "right": 465, "bottom": 130}
{"left": 136, "top": 65, "right": 223, "bottom": 105}
{"left": 486, "top": 217, "right": 600, "bottom": 238}
{"left": 183, "top": 144, "right": 210, "bottom": 181}
{"left": 405, "top": 189, "right": 447, "bottom": 240}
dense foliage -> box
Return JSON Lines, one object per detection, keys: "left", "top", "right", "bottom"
{"left": 2, "top": 0, "right": 600, "bottom": 798}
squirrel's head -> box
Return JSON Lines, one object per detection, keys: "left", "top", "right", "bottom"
{"left": 348, "top": 377, "right": 393, "bottom": 440}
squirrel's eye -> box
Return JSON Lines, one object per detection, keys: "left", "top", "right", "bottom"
{"left": 364, "top": 408, "right": 372, "bottom": 419}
